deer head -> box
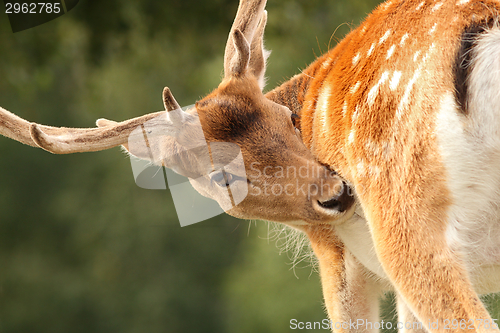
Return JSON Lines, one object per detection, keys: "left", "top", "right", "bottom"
{"left": 0, "top": 0, "right": 355, "bottom": 226}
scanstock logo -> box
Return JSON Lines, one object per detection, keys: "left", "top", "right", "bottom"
{"left": 4, "top": 0, "right": 79, "bottom": 33}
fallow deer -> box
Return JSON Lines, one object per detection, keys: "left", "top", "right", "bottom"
{"left": 2, "top": 0, "right": 500, "bottom": 331}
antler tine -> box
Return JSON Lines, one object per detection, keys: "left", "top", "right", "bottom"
{"left": 229, "top": 29, "right": 251, "bottom": 76}
{"left": 98, "top": 86, "right": 183, "bottom": 128}
{"left": 162, "top": 86, "right": 181, "bottom": 112}
{"left": 249, "top": 10, "right": 269, "bottom": 88}
{"left": 162, "top": 86, "right": 187, "bottom": 127}
{"left": 224, "top": 0, "right": 267, "bottom": 78}
{"left": 27, "top": 111, "right": 165, "bottom": 154}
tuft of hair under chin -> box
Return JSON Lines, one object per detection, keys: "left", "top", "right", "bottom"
{"left": 266, "top": 221, "right": 319, "bottom": 276}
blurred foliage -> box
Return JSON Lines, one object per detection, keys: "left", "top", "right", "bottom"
{"left": 0, "top": 0, "right": 498, "bottom": 332}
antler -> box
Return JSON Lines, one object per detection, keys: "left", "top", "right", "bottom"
{"left": 30, "top": 111, "right": 166, "bottom": 154}
{"left": 224, "top": 0, "right": 268, "bottom": 81}
{"left": 0, "top": 106, "right": 40, "bottom": 148}
{"left": 1, "top": 0, "right": 270, "bottom": 154}
{"left": 0, "top": 87, "right": 188, "bottom": 154}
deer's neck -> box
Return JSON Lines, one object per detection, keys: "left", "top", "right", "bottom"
{"left": 266, "top": 53, "right": 351, "bottom": 179}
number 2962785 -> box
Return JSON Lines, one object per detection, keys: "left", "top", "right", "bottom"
{"left": 5, "top": 3, "right": 62, "bottom": 14}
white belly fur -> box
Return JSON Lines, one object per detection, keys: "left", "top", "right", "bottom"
{"left": 438, "top": 28, "right": 500, "bottom": 293}
{"left": 436, "top": 91, "right": 500, "bottom": 294}
{"left": 335, "top": 207, "right": 388, "bottom": 280}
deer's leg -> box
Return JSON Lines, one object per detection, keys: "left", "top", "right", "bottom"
{"left": 396, "top": 293, "right": 429, "bottom": 333}
{"left": 368, "top": 203, "right": 496, "bottom": 332}
{"left": 305, "top": 225, "right": 383, "bottom": 333}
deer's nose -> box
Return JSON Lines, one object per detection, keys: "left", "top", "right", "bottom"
{"left": 317, "top": 181, "right": 354, "bottom": 213}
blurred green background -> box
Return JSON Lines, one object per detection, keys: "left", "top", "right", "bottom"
{"left": 0, "top": 0, "right": 498, "bottom": 332}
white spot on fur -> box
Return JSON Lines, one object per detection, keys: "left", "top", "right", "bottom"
{"left": 413, "top": 50, "right": 421, "bottom": 62}
{"left": 322, "top": 58, "right": 333, "bottom": 70}
{"left": 390, "top": 71, "right": 402, "bottom": 91}
{"left": 432, "top": 1, "right": 443, "bottom": 11}
{"left": 396, "top": 68, "right": 420, "bottom": 120}
{"left": 400, "top": 33, "right": 409, "bottom": 46}
{"left": 342, "top": 101, "right": 348, "bottom": 117}
{"left": 380, "top": 0, "right": 393, "bottom": 10}
{"left": 367, "top": 43, "right": 376, "bottom": 57}
{"left": 335, "top": 214, "right": 388, "bottom": 279}
{"left": 386, "top": 45, "right": 396, "bottom": 59}
{"left": 350, "top": 81, "right": 361, "bottom": 94}
{"left": 421, "top": 43, "right": 435, "bottom": 62}
{"left": 352, "top": 105, "right": 360, "bottom": 123}
{"left": 316, "top": 85, "right": 332, "bottom": 133}
{"left": 352, "top": 52, "right": 361, "bottom": 65}
{"left": 457, "top": 0, "right": 470, "bottom": 4}
{"left": 379, "top": 30, "right": 391, "bottom": 45}
{"left": 415, "top": 1, "right": 425, "bottom": 10}
{"left": 348, "top": 129, "right": 356, "bottom": 144}
{"left": 356, "top": 161, "right": 366, "bottom": 176}
{"left": 429, "top": 23, "right": 437, "bottom": 34}
{"left": 367, "top": 71, "right": 389, "bottom": 106}
{"left": 395, "top": 43, "right": 434, "bottom": 120}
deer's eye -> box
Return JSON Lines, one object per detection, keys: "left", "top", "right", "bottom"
{"left": 209, "top": 170, "right": 235, "bottom": 187}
